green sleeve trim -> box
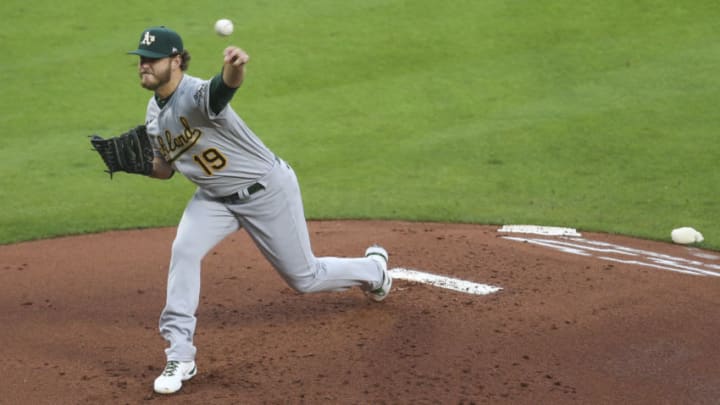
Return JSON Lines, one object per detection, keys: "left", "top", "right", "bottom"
{"left": 209, "top": 72, "right": 238, "bottom": 115}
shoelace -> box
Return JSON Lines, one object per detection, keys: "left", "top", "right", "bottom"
{"left": 162, "top": 361, "right": 180, "bottom": 377}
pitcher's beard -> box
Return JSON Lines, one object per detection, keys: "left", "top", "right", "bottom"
{"left": 140, "top": 67, "right": 171, "bottom": 91}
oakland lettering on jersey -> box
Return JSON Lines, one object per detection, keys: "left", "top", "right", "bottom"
{"left": 157, "top": 116, "right": 203, "bottom": 162}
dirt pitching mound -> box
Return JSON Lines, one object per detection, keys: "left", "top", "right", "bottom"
{"left": 1, "top": 220, "right": 718, "bottom": 404}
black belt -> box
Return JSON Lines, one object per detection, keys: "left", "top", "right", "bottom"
{"left": 216, "top": 183, "right": 265, "bottom": 204}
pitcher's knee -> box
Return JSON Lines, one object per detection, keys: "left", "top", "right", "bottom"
{"left": 275, "top": 259, "right": 322, "bottom": 293}
{"left": 285, "top": 276, "right": 317, "bottom": 294}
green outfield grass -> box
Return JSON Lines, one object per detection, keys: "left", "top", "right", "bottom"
{"left": 1, "top": 0, "right": 718, "bottom": 247}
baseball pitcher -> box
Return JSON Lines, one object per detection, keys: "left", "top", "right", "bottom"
{"left": 90, "top": 26, "right": 392, "bottom": 395}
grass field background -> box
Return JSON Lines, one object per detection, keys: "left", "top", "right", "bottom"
{"left": 1, "top": 0, "right": 718, "bottom": 247}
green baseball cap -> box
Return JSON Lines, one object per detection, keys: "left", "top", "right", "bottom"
{"left": 128, "top": 26, "right": 184, "bottom": 58}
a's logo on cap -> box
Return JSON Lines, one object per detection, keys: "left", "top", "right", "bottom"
{"left": 140, "top": 31, "right": 156, "bottom": 46}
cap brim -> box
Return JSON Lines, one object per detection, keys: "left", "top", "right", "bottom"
{"left": 128, "top": 49, "right": 168, "bottom": 58}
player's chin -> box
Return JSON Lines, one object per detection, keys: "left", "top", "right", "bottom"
{"left": 140, "top": 76, "right": 159, "bottom": 90}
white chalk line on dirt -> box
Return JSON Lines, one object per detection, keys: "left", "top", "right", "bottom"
{"left": 389, "top": 268, "right": 502, "bottom": 295}
{"left": 502, "top": 236, "right": 720, "bottom": 278}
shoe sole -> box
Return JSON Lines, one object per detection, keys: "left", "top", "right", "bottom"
{"left": 369, "top": 273, "right": 392, "bottom": 302}
{"left": 365, "top": 246, "right": 390, "bottom": 302}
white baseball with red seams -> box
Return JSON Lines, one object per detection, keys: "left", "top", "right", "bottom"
{"left": 214, "top": 19, "right": 233, "bottom": 36}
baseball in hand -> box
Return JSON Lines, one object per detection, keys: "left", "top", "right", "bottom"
{"left": 214, "top": 19, "right": 234, "bottom": 36}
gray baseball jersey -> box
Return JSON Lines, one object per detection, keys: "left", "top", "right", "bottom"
{"left": 145, "top": 74, "right": 274, "bottom": 197}
{"left": 146, "top": 73, "right": 386, "bottom": 362}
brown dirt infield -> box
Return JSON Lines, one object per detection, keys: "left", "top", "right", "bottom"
{"left": 1, "top": 220, "right": 719, "bottom": 404}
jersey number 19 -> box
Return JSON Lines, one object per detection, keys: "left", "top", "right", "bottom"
{"left": 193, "top": 148, "right": 227, "bottom": 175}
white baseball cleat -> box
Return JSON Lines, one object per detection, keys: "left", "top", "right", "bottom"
{"left": 365, "top": 245, "right": 392, "bottom": 302}
{"left": 153, "top": 360, "right": 197, "bottom": 394}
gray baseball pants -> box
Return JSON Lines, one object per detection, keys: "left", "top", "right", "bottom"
{"left": 159, "top": 158, "right": 384, "bottom": 361}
